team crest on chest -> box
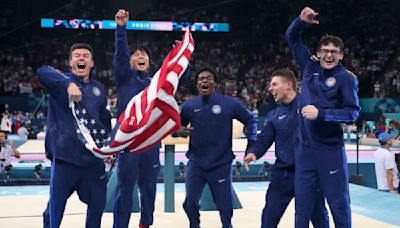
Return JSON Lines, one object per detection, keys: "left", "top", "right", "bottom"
{"left": 325, "top": 77, "right": 336, "bottom": 87}
{"left": 212, "top": 105, "right": 222, "bottom": 114}
{"left": 92, "top": 87, "right": 101, "bottom": 96}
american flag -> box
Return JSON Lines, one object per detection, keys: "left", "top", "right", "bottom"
{"left": 72, "top": 30, "right": 194, "bottom": 158}
{"left": 72, "top": 102, "right": 112, "bottom": 148}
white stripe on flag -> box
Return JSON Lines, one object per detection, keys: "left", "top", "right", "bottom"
{"left": 132, "top": 118, "right": 177, "bottom": 151}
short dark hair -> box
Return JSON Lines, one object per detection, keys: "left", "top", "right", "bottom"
{"left": 196, "top": 68, "right": 218, "bottom": 83}
{"left": 317, "top": 34, "right": 344, "bottom": 52}
{"left": 131, "top": 44, "right": 151, "bottom": 60}
{"left": 272, "top": 68, "right": 297, "bottom": 91}
{"left": 69, "top": 43, "right": 93, "bottom": 59}
{"left": 0, "top": 130, "right": 8, "bottom": 138}
{"left": 379, "top": 140, "right": 387, "bottom": 146}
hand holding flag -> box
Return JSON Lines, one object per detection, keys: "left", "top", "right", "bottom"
{"left": 72, "top": 30, "right": 195, "bottom": 158}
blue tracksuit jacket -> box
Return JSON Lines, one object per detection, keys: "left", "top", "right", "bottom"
{"left": 180, "top": 93, "right": 257, "bottom": 170}
{"left": 285, "top": 17, "right": 360, "bottom": 149}
{"left": 112, "top": 25, "right": 190, "bottom": 227}
{"left": 249, "top": 96, "right": 299, "bottom": 169}
{"left": 286, "top": 17, "right": 360, "bottom": 228}
{"left": 248, "top": 96, "right": 329, "bottom": 228}
{"left": 38, "top": 66, "right": 111, "bottom": 166}
{"left": 181, "top": 93, "right": 256, "bottom": 228}
{"left": 38, "top": 66, "right": 111, "bottom": 228}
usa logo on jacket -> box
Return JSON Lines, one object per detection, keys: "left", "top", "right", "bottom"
{"left": 212, "top": 105, "right": 222, "bottom": 114}
{"left": 325, "top": 77, "right": 336, "bottom": 87}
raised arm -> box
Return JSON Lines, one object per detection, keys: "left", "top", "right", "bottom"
{"left": 113, "top": 9, "right": 133, "bottom": 84}
{"left": 285, "top": 7, "right": 319, "bottom": 70}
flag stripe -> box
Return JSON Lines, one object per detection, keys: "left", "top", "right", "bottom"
{"left": 72, "top": 30, "right": 194, "bottom": 158}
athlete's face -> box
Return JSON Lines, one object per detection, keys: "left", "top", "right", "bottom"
{"left": 269, "top": 76, "right": 291, "bottom": 103}
{"left": 130, "top": 49, "right": 150, "bottom": 73}
{"left": 317, "top": 43, "right": 343, "bottom": 69}
{"left": 69, "top": 48, "right": 94, "bottom": 79}
{"left": 0, "top": 132, "right": 6, "bottom": 145}
{"left": 196, "top": 71, "right": 217, "bottom": 96}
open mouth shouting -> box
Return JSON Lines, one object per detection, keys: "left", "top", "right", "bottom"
{"left": 78, "top": 62, "right": 86, "bottom": 69}
{"left": 321, "top": 57, "right": 337, "bottom": 68}
{"left": 271, "top": 91, "right": 278, "bottom": 101}
{"left": 196, "top": 70, "right": 216, "bottom": 96}
{"left": 75, "top": 62, "right": 88, "bottom": 74}
{"left": 200, "top": 83, "right": 210, "bottom": 93}
{"left": 132, "top": 58, "right": 149, "bottom": 72}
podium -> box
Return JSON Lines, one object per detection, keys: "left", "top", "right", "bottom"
{"left": 200, "top": 183, "right": 242, "bottom": 211}
{"left": 104, "top": 170, "right": 140, "bottom": 212}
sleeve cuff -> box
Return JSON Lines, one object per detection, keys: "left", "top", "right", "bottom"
{"left": 116, "top": 25, "right": 126, "bottom": 35}
{"left": 63, "top": 78, "right": 73, "bottom": 90}
{"left": 245, "top": 139, "right": 256, "bottom": 156}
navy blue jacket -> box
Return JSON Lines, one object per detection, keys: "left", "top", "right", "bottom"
{"left": 285, "top": 17, "right": 360, "bottom": 149}
{"left": 114, "top": 25, "right": 190, "bottom": 117}
{"left": 180, "top": 93, "right": 257, "bottom": 170}
{"left": 38, "top": 66, "right": 111, "bottom": 166}
{"left": 249, "top": 96, "right": 299, "bottom": 169}
{"left": 114, "top": 25, "right": 190, "bottom": 152}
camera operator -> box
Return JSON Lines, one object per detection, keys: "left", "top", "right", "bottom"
{"left": 0, "top": 131, "right": 21, "bottom": 173}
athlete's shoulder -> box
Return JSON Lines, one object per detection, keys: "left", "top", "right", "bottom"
{"left": 344, "top": 69, "right": 358, "bottom": 81}
{"left": 221, "top": 94, "right": 244, "bottom": 105}
{"left": 91, "top": 79, "right": 105, "bottom": 88}
{"left": 266, "top": 106, "right": 280, "bottom": 120}
{"left": 337, "top": 68, "right": 358, "bottom": 84}
{"left": 181, "top": 96, "right": 198, "bottom": 108}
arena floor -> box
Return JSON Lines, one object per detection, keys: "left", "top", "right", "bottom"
{"left": 3, "top": 139, "right": 399, "bottom": 227}
{"left": 0, "top": 182, "right": 399, "bottom": 228}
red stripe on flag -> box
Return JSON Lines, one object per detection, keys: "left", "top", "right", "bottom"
{"left": 127, "top": 112, "right": 171, "bottom": 150}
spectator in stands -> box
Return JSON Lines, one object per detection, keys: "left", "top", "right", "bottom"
{"left": 35, "top": 110, "right": 45, "bottom": 119}
{"left": 0, "top": 113, "right": 11, "bottom": 133}
{"left": 243, "top": 69, "right": 328, "bottom": 227}
{"left": 175, "top": 68, "right": 257, "bottom": 228}
{"left": 342, "top": 124, "right": 352, "bottom": 143}
{"left": 0, "top": 131, "right": 21, "bottom": 173}
{"left": 374, "top": 81, "right": 382, "bottom": 98}
{"left": 375, "top": 115, "right": 387, "bottom": 137}
{"left": 17, "top": 123, "right": 29, "bottom": 140}
{"left": 36, "top": 126, "right": 46, "bottom": 140}
{"left": 374, "top": 132, "right": 399, "bottom": 194}
{"left": 10, "top": 112, "right": 17, "bottom": 134}
{"left": 389, "top": 120, "right": 400, "bottom": 139}
{"left": 360, "top": 120, "right": 368, "bottom": 138}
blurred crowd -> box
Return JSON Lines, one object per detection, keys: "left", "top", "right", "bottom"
{"left": 0, "top": 0, "right": 399, "bottom": 117}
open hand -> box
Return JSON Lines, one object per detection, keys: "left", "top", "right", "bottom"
{"left": 243, "top": 153, "right": 256, "bottom": 171}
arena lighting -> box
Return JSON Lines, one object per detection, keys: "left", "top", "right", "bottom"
{"left": 41, "top": 18, "right": 229, "bottom": 32}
